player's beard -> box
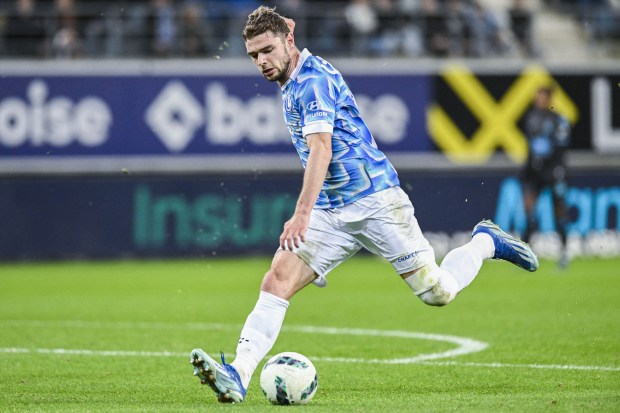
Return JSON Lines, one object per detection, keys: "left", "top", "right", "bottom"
{"left": 265, "top": 49, "right": 291, "bottom": 84}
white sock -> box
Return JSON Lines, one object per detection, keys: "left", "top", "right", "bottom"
{"left": 440, "top": 233, "right": 495, "bottom": 291}
{"left": 231, "top": 291, "right": 289, "bottom": 388}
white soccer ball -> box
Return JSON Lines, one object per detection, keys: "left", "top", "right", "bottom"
{"left": 259, "top": 352, "right": 318, "bottom": 405}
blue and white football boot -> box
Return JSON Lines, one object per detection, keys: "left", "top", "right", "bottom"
{"left": 472, "top": 220, "right": 539, "bottom": 272}
{"left": 190, "top": 348, "right": 246, "bottom": 403}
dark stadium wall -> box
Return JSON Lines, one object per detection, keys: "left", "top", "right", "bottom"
{"left": 1, "top": 170, "right": 618, "bottom": 260}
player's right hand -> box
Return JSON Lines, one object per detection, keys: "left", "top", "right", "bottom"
{"left": 279, "top": 213, "right": 309, "bottom": 250}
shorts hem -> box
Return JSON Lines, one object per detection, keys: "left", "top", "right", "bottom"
{"left": 294, "top": 250, "right": 321, "bottom": 275}
{"left": 394, "top": 254, "right": 437, "bottom": 276}
{"left": 274, "top": 247, "right": 328, "bottom": 288}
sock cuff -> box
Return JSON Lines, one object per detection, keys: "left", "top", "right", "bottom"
{"left": 258, "top": 291, "right": 289, "bottom": 310}
{"left": 471, "top": 232, "right": 495, "bottom": 260}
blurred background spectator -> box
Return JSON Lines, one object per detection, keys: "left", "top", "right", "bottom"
{"left": 145, "top": 0, "right": 177, "bottom": 57}
{"left": 179, "top": 2, "right": 211, "bottom": 57}
{"left": 419, "top": 0, "right": 450, "bottom": 56}
{"left": 466, "top": 0, "right": 510, "bottom": 57}
{"left": 344, "top": 0, "right": 379, "bottom": 55}
{"left": 3, "top": 0, "right": 45, "bottom": 57}
{"left": 0, "top": 0, "right": 618, "bottom": 59}
{"left": 47, "top": 0, "right": 84, "bottom": 58}
{"left": 509, "top": 0, "right": 536, "bottom": 56}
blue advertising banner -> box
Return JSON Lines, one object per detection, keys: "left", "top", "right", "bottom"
{"left": 0, "top": 62, "right": 618, "bottom": 175}
{"left": 0, "top": 74, "right": 432, "bottom": 157}
{"left": 1, "top": 170, "right": 618, "bottom": 260}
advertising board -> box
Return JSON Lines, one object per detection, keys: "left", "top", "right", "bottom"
{"left": 1, "top": 171, "right": 618, "bottom": 260}
{"left": 0, "top": 74, "right": 431, "bottom": 158}
{"left": 0, "top": 62, "right": 617, "bottom": 173}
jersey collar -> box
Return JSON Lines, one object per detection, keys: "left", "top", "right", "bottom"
{"left": 282, "top": 48, "right": 312, "bottom": 89}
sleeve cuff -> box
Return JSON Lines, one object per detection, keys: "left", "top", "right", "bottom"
{"left": 302, "top": 121, "right": 333, "bottom": 137}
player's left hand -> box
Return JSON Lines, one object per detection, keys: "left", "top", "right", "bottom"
{"left": 279, "top": 213, "right": 309, "bottom": 250}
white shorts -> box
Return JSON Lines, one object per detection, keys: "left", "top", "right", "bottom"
{"left": 289, "top": 186, "right": 436, "bottom": 287}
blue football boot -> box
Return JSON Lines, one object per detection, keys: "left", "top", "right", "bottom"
{"left": 190, "top": 348, "right": 246, "bottom": 403}
{"left": 472, "top": 220, "right": 539, "bottom": 272}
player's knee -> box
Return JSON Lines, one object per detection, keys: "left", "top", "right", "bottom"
{"left": 261, "top": 266, "right": 292, "bottom": 297}
{"left": 417, "top": 270, "right": 459, "bottom": 307}
{"left": 262, "top": 254, "right": 309, "bottom": 299}
{"left": 402, "top": 264, "right": 458, "bottom": 306}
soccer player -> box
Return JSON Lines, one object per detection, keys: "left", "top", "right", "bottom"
{"left": 520, "top": 85, "right": 571, "bottom": 267}
{"left": 190, "top": 6, "right": 538, "bottom": 403}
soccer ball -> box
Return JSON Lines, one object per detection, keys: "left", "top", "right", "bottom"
{"left": 259, "top": 352, "right": 318, "bottom": 405}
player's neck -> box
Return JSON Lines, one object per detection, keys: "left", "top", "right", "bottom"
{"left": 278, "top": 48, "right": 301, "bottom": 87}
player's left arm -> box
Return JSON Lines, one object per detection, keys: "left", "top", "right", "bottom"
{"left": 280, "top": 132, "right": 332, "bottom": 250}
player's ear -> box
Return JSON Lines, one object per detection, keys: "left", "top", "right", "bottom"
{"left": 284, "top": 18, "right": 295, "bottom": 34}
{"left": 283, "top": 32, "right": 295, "bottom": 52}
{"left": 284, "top": 17, "right": 295, "bottom": 47}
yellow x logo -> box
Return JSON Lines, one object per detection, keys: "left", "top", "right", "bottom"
{"left": 428, "top": 65, "right": 579, "bottom": 164}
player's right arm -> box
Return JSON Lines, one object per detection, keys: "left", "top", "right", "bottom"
{"left": 279, "top": 132, "right": 332, "bottom": 250}
{"left": 279, "top": 63, "right": 338, "bottom": 250}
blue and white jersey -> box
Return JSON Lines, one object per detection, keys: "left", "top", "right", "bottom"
{"left": 281, "top": 49, "right": 399, "bottom": 209}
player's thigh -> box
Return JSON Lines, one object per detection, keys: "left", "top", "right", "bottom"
{"left": 357, "top": 187, "right": 435, "bottom": 274}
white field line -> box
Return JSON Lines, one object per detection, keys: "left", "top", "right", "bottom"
{"left": 1, "top": 319, "right": 485, "bottom": 364}
{"left": 416, "top": 360, "right": 620, "bottom": 372}
{"left": 1, "top": 320, "right": 619, "bottom": 372}
{"left": 1, "top": 347, "right": 618, "bottom": 372}
{"left": 283, "top": 325, "right": 488, "bottom": 363}
{"left": 0, "top": 347, "right": 182, "bottom": 357}
{"left": 0, "top": 319, "right": 239, "bottom": 331}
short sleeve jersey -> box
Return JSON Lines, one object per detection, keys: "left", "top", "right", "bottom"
{"left": 281, "top": 49, "right": 399, "bottom": 209}
{"left": 524, "top": 107, "right": 570, "bottom": 172}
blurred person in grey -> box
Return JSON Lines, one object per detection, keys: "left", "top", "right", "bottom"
{"left": 3, "top": 0, "right": 45, "bottom": 57}
{"left": 179, "top": 2, "right": 212, "bottom": 57}
{"left": 51, "top": 25, "right": 82, "bottom": 57}
{"left": 520, "top": 86, "right": 571, "bottom": 267}
{"left": 344, "top": 0, "right": 378, "bottom": 55}
{"left": 145, "top": 0, "right": 177, "bottom": 57}
{"left": 444, "top": 0, "right": 468, "bottom": 56}
{"left": 465, "top": 0, "right": 510, "bottom": 57}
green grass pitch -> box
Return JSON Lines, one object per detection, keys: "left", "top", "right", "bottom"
{"left": 1, "top": 256, "right": 619, "bottom": 412}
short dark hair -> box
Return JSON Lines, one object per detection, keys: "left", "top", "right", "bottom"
{"left": 242, "top": 6, "right": 290, "bottom": 41}
{"left": 537, "top": 85, "right": 555, "bottom": 96}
